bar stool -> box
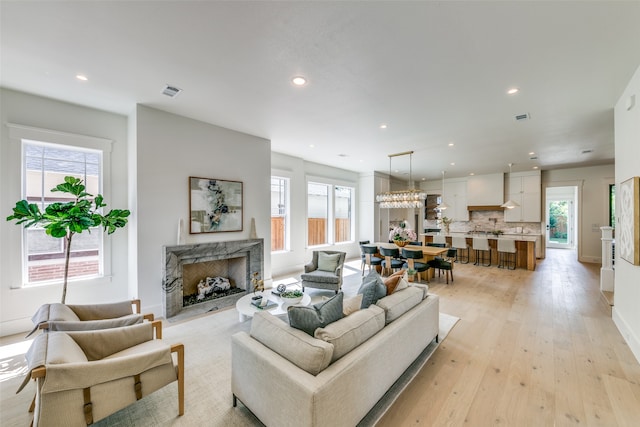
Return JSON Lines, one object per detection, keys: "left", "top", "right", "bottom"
{"left": 433, "top": 235, "right": 447, "bottom": 246}
{"left": 452, "top": 236, "right": 469, "bottom": 264}
{"left": 497, "top": 239, "right": 517, "bottom": 270}
{"left": 361, "top": 245, "right": 383, "bottom": 275}
{"left": 472, "top": 236, "right": 491, "bottom": 267}
{"left": 380, "top": 246, "right": 404, "bottom": 276}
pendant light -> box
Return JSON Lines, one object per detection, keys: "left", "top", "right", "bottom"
{"left": 437, "top": 170, "right": 450, "bottom": 210}
{"left": 501, "top": 163, "right": 520, "bottom": 209}
{"left": 376, "top": 151, "right": 426, "bottom": 208}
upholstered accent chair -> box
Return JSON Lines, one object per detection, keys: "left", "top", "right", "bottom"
{"left": 18, "top": 321, "right": 184, "bottom": 427}
{"left": 301, "top": 251, "right": 346, "bottom": 293}
{"left": 28, "top": 299, "right": 153, "bottom": 337}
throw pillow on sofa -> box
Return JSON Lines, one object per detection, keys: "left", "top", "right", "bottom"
{"left": 382, "top": 270, "right": 406, "bottom": 294}
{"left": 288, "top": 292, "right": 344, "bottom": 336}
{"left": 358, "top": 269, "right": 387, "bottom": 309}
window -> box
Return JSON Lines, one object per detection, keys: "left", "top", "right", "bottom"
{"left": 22, "top": 140, "right": 104, "bottom": 285}
{"left": 334, "top": 186, "right": 353, "bottom": 243}
{"left": 307, "top": 181, "right": 355, "bottom": 246}
{"left": 609, "top": 184, "right": 616, "bottom": 228}
{"left": 271, "top": 176, "right": 289, "bottom": 251}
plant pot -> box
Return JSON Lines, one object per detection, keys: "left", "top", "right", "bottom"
{"left": 394, "top": 240, "right": 408, "bottom": 248}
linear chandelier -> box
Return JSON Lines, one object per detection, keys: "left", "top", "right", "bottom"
{"left": 376, "top": 151, "right": 426, "bottom": 209}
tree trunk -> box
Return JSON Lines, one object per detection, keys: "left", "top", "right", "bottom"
{"left": 61, "top": 233, "right": 73, "bottom": 304}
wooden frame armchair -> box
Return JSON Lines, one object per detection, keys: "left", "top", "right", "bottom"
{"left": 28, "top": 299, "right": 154, "bottom": 337}
{"left": 18, "top": 321, "right": 184, "bottom": 426}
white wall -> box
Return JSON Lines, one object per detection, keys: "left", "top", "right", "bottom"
{"left": 0, "top": 89, "right": 129, "bottom": 336}
{"left": 134, "top": 106, "right": 271, "bottom": 317}
{"left": 542, "top": 164, "right": 614, "bottom": 263}
{"left": 613, "top": 64, "right": 640, "bottom": 363}
{"left": 270, "top": 152, "right": 360, "bottom": 278}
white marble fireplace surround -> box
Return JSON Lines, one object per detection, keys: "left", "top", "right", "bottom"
{"left": 163, "top": 239, "right": 264, "bottom": 320}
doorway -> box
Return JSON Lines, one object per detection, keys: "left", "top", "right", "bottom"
{"left": 546, "top": 186, "right": 577, "bottom": 249}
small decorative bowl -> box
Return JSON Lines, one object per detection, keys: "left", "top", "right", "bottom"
{"left": 280, "top": 291, "right": 303, "bottom": 305}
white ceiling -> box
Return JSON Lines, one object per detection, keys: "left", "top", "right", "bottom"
{"left": 2, "top": 1, "right": 639, "bottom": 181}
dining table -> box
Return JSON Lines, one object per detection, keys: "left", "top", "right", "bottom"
{"left": 371, "top": 242, "right": 449, "bottom": 281}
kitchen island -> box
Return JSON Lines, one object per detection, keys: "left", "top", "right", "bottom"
{"left": 421, "top": 233, "right": 539, "bottom": 271}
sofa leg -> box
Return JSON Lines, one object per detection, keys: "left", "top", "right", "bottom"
{"left": 233, "top": 394, "right": 237, "bottom": 407}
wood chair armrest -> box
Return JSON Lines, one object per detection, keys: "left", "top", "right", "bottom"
{"left": 171, "top": 344, "right": 185, "bottom": 416}
{"left": 31, "top": 366, "right": 46, "bottom": 380}
{"left": 143, "top": 313, "right": 155, "bottom": 322}
{"left": 132, "top": 299, "right": 141, "bottom": 314}
{"left": 152, "top": 320, "right": 163, "bottom": 339}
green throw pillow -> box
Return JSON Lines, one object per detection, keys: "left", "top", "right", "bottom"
{"left": 288, "top": 292, "right": 344, "bottom": 336}
{"left": 317, "top": 252, "right": 340, "bottom": 272}
{"left": 358, "top": 269, "right": 387, "bottom": 309}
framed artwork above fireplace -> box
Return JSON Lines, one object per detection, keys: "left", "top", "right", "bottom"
{"left": 189, "top": 176, "right": 243, "bottom": 233}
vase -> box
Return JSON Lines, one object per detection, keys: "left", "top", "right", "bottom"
{"left": 394, "top": 240, "right": 408, "bottom": 248}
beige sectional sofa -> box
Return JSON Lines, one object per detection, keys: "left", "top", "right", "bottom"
{"left": 231, "top": 285, "right": 439, "bottom": 427}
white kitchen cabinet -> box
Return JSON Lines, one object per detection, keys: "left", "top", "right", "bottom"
{"left": 443, "top": 179, "right": 469, "bottom": 222}
{"left": 467, "top": 173, "right": 504, "bottom": 206}
{"left": 504, "top": 171, "right": 541, "bottom": 222}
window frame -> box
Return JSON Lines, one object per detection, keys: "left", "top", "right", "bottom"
{"left": 306, "top": 175, "right": 356, "bottom": 248}
{"left": 270, "top": 175, "right": 291, "bottom": 253}
{"left": 7, "top": 123, "right": 114, "bottom": 289}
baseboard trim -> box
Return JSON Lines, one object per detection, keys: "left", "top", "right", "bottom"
{"left": 0, "top": 317, "right": 32, "bottom": 338}
{"left": 612, "top": 307, "right": 640, "bottom": 365}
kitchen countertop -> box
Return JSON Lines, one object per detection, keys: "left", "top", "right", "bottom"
{"left": 420, "top": 232, "right": 540, "bottom": 242}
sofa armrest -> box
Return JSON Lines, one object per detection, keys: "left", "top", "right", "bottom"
{"left": 304, "top": 262, "right": 316, "bottom": 273}
{"left": 65, "top": 322, "right": 159, "bottom": 360}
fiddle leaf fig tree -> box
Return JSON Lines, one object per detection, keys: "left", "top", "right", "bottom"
{"left": 6, "top": 176, "right": 130, "bottom": 303}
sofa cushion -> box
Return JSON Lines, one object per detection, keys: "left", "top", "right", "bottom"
{"left": 382, "top": 270, "right": 406, "bottom": 295}
{"left": 343, "top": 294, "right": 363, "bottom": 315}
{"left": 409, "top": 282, "right": 429, "bottom": 299}
{"left": 46, "top": 333, "right": 88, "bottom": 364}
{"left": 315, "top": 305, "right": 385, "bottom": 362}
{"left": 358, "top": 269, "right": 387, "bottom": 308}
{"left": 376, "top": 286, "right": 424, "bottom": 324}
{"left": 288, "top": 293, "right": 344, "bottom": 336}
{"left": 317, "top": 252, "right": 340, "bottom": 272}
{"left": 250, "top": 312, "right": 333, "bottom": 375}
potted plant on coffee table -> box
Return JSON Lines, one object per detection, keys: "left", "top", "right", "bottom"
{"left": 6, "top": 176, "right": 130, "bottom": 303}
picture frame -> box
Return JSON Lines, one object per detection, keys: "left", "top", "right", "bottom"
{"left": 189, "top": 177, "right": 243, "bottom": 233}
{"left": 618, "top": 176, "right": 640, "bottom": 265}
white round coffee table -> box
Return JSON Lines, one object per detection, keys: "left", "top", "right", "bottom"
{"left": 236, "top": 289, "right": 311, "bottom": 322}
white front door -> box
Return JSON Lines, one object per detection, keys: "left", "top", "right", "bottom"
{"left": 545, "top": 186, "right": 576, "bottom": 249}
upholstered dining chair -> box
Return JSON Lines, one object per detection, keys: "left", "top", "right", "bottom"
{"left": 358, "top": 240, "right": 370, "bottom": 273}
{"left": 27, "top": 299, "right": 153, "bottom": 337}
{"left": 360, "top": 245, "right": 383, "bottom": 276}
{"left": 428, "top": 248, "right": 457, "bottom": 284}
{"left": 301, "top": 250, "right": 346, "bottom": 293}
{"left": 379, "top": 246, "right": 404, "bottom": 276}
{"left": 401, "top": 248, "right": 430, "bottom": 282}
{"left": 18, "top": 321, "right": 184, "bottom": 427}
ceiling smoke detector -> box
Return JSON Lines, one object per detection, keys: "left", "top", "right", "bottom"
{"left": 162, "top": 85, "right": 182, "bottom": 98}
{"left": 515, "top": 113, "right": 530, "bottom": 121}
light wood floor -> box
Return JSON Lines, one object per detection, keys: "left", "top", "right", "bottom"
{"left": 377, "top": 248, "right": 640, "bottom": 427}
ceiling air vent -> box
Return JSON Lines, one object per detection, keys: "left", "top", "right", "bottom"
{"left": 581, "top": 149, "right": 593, "bottom": 155}
{"left": 162, "top": 85, "right": 182, "bottom": 98}
{"left": 515, "top": 113, "right": 530, "bottom": 121}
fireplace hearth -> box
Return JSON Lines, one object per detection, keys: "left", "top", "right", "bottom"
{"left": 163, "top": 239, "right": 264, "bottom": 321}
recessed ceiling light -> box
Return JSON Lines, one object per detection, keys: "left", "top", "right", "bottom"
{"left": 309, "top": 144, "right": 314, "bottom": 148}
{"left": 292, "top": 76, "right": 307, "bottom": 86}
{"left": 76, "top": 74, "right": 88, "bottom": 81}
{"left": 450, "top": 162, "right": 455, "bottom": 166}
{"left": 448, "top": 143, "right": 454, "bottom": 147}
{"left": 533, "top": 166, "right": 539, "bottom": 170}
{"left": 379, "top": 124, "right": 388, "bottom": 129}
{"left": 507, "top": 88, "right": 519, "bottom": 95}
{"left": 421, "top": 178, "right": 426, "bottom": 181}
{"left": 469, "top": 172, "right": 475, "bottom": 176}
{"left": 529, "top": 152, "right": 535, "bottom": 155}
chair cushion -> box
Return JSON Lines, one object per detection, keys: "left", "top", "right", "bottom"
{"left": 358, "top": 269, "right": 387, "bottom": 308}
{"left": 301, "top": 270, "right": 340, "bottom": 284}
{"left": 376, "top": 286, "right": 424, "bottom": 324}
{"left": 46, "top": 333, "right": 88, "bottom": 364}
{"left": 250, "top": 312, "right": 333, "bottom": 375}
{"left": 288, "top": 293, "right": 344, "bottom": 336}
{"left": 317, "top": 252, "right": 341, "bottom": 272}
{"left": 315, "top": 304, "right": 385, "bottom": 362}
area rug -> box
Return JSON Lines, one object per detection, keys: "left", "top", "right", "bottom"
{"left": 1, "top": 306, "right": 458, "bottom": 427}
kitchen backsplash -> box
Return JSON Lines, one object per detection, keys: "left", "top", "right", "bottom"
{"left": 424, "top": 210, "right": 541, "bottom": 235}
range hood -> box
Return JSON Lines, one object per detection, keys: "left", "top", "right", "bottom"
{"left": 467, "top": 205, "right": 505, "bottom": 211}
